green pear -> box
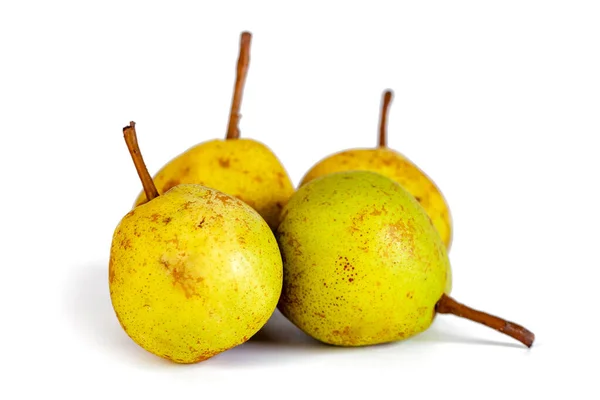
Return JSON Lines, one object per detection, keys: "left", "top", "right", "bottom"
{"left": 109, "top": 122, "right": 283, "bottom": 364}
{"left": 276, "top": 171, "right": 533, "bottom": 347}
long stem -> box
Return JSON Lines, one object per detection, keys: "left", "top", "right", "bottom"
{"left": 435, "top": 294, "right": 535, "bottom": 348}
{"left": 378, "top": 90, "right": 393, "bottom": 147}
{"left": 226, "top": 31, "right": 252, "bottom": 139}
{"left": 122, "top": 121, "right": 159, "bottom": 201}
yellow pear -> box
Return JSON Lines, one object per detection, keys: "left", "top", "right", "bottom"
{"left": 300, "top": 90, "right": 453, "bottom": 249}
{"left": 277, "top": 171, "right": 534, "bottom": 347}
{"left": 134, "top": 32, "right": 294, "bottom": 230}
{"left": 110, "top": 122, "right": 283, "bottom": 364}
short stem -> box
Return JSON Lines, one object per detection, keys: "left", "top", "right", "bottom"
{"left": 378, "top": 90, "right": 393, "bottom": 148}
{"left": 435, "top": 294, "right": 535, "bottom": 348}
{"left": 226, "top": 31, "right": 252, "bottom": 140}
{"left": 122, "top": 122, "right": 159, "bottom": 201}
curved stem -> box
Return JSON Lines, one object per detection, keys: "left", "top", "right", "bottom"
{"left": 226, "top": 31, "right": 252, "bottom": 139}
{"left": 435, "top": 294, "right": 535, "bottom": 348}
{"left": 123, "top": 121, "right": 159, "bottom": 201}
{"left": 378, "top": 90, "right": 393, "bottom": 147}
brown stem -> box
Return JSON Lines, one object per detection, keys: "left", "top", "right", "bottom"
{"left": 226, "top": 31, "right": 252, "bottom": 140}
{"left": 122, "top": 121, "right": 159, "bottom": 201}
{"left": 378, "top": 90, "right": 393, "bottom": 147}
{"left": 435, "top": 294, "right": 535, "bottom": 348}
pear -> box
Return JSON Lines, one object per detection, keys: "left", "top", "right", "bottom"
{"left": 277, "top": 171, "right": 533, "bottom": 347}
{"left": 300, "top": 90, "right": 453, "bottom": 249}
{"left": 110, "top": 122, "right": 283, "bottom": 364}
{"left": 134, "top": 32, "right": 294, "bottom": 231}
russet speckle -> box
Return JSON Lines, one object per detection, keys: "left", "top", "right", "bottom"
{"left": 299, "top": 147, "right": 453, "bottom": 250}
{"left": 133, "top": 139, "right": 295, "bottom": 231}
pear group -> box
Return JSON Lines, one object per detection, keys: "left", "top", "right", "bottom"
{"left": 108, "top": 31, "right": 535, "bottom": 366}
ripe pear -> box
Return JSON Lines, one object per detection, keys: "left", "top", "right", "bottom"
{"left": 277, "top": 171, "right": 534, "bottom": 347}
{"left": 134, "top": 32, "right": 294, "bottom": 230}
{"left": 300, "top": 90, "right": 453, "bottom": 249}
{"left": 110, "top": 122, "right": 283, "bottom": 364}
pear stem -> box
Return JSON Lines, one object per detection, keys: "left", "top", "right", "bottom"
{"left": 378, "top": 90, "right": 393, "bottom": 148}
{"left": 122, "top": 121, "right": 159, "bottom": 201}
{"left": 226, "top": 31, "right": 252, "bottom": 140}
{"left": 435, "top": 294, "right": 535, "bottom": 348}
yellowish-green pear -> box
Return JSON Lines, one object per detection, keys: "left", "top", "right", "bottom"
{"left": 277, "top": 170, "right": 533, "bottom": 348}
{"left": 110, "top": 122, "right": 283, "bottom": 364}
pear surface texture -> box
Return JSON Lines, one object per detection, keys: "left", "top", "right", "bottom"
{"left": 112, "top": 183, "right": 283, "bottom": 363}
{"left": 134, "top": 139, "right": 294, "bottom": 230}
{"left": 300, "top": 148, "right": 451, "bottom": 248}
{"left": 277, "top": 171, "right": 451, "bottom": 346}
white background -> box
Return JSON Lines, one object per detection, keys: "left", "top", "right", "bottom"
{"left": 1, "top": 1, "right": 598, "bottom": 398}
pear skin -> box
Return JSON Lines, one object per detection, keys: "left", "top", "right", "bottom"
{"left": 134, "top": 138, "right": 294, "bottom": 231}
{"left": 300, "top": 148, "right": 451, "bottom": 249}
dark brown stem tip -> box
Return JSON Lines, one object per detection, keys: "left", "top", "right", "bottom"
{"left": 122, "top": 121, "right": 135, "bottom": 138}
{"left": 378, "top": 89, "right": 394, "bottom": 148}
{"left": 436, "top": 294, "right": 535, "bottom": 348}
{"left": 241, "top": 31, "right": 252, "bottom": 44}
{"left": 504, "top": 322, "right": 535, "bottom": 348}
{"left": 123, "top": 121, "right": 135, "bottom": 133}
{"left": 383, "top": 89, "right": 393, "bottom": 103}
